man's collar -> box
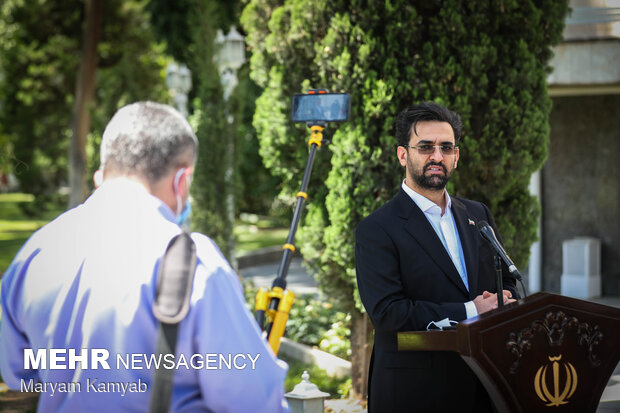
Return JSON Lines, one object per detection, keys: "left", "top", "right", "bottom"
{"left": 95, "top": 178, "right": 177, "bottom": 223}
{"left": 401, "top": 180, "right": 451, "bottom": 214}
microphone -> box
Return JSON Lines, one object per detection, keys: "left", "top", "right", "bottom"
{"left": 477, "top": 220, "right": 523, "bottom": 281}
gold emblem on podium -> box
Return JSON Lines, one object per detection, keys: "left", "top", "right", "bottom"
{"left": 534, "top": 355, "right": 578, "bottom": 407}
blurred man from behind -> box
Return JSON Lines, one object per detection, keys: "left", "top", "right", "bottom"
{"left": 0, "top": 102, "right": 288, "bottom": 412}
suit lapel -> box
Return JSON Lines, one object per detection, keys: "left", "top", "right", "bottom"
{"left": 396, "top": 190, "right": 468, "bottom": 295}
{"left": 450, "top": 198, "right": 480, "bottom": 299}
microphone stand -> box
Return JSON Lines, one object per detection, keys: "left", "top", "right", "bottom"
{"left": 494, "top": 254, "right": 504, "bottom": 308}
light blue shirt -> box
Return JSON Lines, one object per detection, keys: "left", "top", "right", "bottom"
{"left": 401, "top": 182, "right": 477, "bottom": 318}
{"left": 0, "top": 179, "right": 288, "bottom": 412}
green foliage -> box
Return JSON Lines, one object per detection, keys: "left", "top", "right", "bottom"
{"left": 242, "top": 282, "right": 351, "bottom": 358}
{"left": 0, "top": 131, "right": 15, "bottom": 174}
{"left": 89, "top": 0, "right": 170, "bottom": 182}
{"left": 148, "top": 0, "right": 240, "bottom": 64}
{"left": 185, "top": 0, "right": 231, "bottom": 256}
{"left": 0, "top": 0, "right": 169, "bottom": 205}
{"left": 147, "top": 0, "right": 194, "bottom": 63}
{"left": 231, "top": 64, "right": 282, "bottom": 215}
{"left": 242, "top": 0, "right": 569, "bottom": 315}
{"left": 234, "top": 213, "right": 288, "bottom": 253}
{"left": 0, "top": 193, "right": 63, "bottom": 275}
{"left": 280, "top": 354, "right": 351, "bottom": 397}
{"left": 319, "top": 312, "right": 351, "bottom": 359}
{"left": 148, "top": 0, "right": 282, "bottom": 257}
{"left": 0, "top": 0, "right": 81, "bottom": 200}
{"left": 285, "top": 295, "right": 349, "bottom": 349}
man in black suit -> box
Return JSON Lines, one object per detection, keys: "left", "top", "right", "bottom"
{"left": 355, "top": 102, "right": 518, "bottom": 412}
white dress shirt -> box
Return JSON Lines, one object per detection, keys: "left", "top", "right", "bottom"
{"left": 401, "top": 181, "right": 478, "bottom": 318}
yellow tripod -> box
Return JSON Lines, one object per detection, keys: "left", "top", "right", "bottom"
{"left": 255, "top": 124, "right": 326, "bottom": 355}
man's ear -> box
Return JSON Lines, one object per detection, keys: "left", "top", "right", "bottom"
{"left": 93, "top": 170, "right": 103, "bottom": 188}
{"left": 180, "top": 167, "right": 194, "bottom": 194}
{"left": 173, "top": 167, "right": 194, "bottom": 195}
{"left": 397, "top": 146, "right": 408, "bottom": 167}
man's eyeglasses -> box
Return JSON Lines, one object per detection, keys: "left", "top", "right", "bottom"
{"left": 403, "top": 144, "right": 458, "bottom": 155}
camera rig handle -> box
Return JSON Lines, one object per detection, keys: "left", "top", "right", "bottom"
{"left": 255, "top": 117, "right": 326, "bottom": 355}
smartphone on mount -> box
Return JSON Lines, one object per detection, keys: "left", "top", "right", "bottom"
{"left": 291, "top": 92, "right": 350, "bottom": 123}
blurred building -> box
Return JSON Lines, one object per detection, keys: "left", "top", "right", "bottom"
{"left": 528, "top": 0, "right": 620, "bottom": 295}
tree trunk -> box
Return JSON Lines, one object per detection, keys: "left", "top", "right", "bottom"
{"left": 68, "top": 0, "right": 102, "bottom": 208}
{"left": 349, "top": 308, "right": 373, "bottom": 401}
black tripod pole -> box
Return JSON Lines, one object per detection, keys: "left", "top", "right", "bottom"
{"left": 258, "top": 124, "right": 325, "bottom": 354}
{"left": 271, "top": 125, "right": 323, "bottom": 294}
{"left": 495, "top": 254, "right": 504, "bottom": 308}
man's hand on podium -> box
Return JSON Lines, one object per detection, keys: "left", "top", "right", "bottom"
{"left": 473, "top": 290, "right": 517, "bottom": 313}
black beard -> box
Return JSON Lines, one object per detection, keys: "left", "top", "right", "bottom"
{"left": 414, "top": 162, "right": 449, "bottom": 190}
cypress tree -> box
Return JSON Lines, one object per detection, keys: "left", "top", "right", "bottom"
{"left": 0, "top": 0, "right": 169, "bottom": 210}
{"left": 186, "top": 0, "right": 231, "bottom": 256}
{"left": 149, "top": 0, "right": 237, "bottom": 258}
{"left": 149, "top": 0, "right": 279, "bottom": 257}
{"left": 242, "top": 0, "right": 569, "bottom": 397}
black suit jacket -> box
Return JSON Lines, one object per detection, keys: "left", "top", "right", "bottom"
{"left": 355, "top": 189, "right": 517, "bottom": 412}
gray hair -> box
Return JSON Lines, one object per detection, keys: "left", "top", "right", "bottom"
{"left": 100, "top": 101, "right": 198, "bottom": 183}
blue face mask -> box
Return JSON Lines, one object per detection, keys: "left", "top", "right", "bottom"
{"left": 173, "top": 168, "right": 192, "bottom": 230}
{"left": 176, "top": 199, "right": 192, "bottom": 229}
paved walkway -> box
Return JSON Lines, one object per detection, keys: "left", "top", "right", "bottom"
{"left": 241, "top": 255, "right": 620, "bottom": 308}
{"left": 238, "top": 257, "right": 319, "bottom": 296}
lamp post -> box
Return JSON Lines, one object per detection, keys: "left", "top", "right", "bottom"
{"left": 215, "top": 26, "right": 245, "bottom": 101}
{"left": 166, "top": 62, "right": 192, "bottom": 118}
{"left": 215, "top": 26, "right": 245, "bottom": 270}
{"left": 166, "top": 62, "right": 192, "bottom": 230}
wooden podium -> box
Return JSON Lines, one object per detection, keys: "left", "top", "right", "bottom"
{"left": 398, "top": 292, "right": 620, "bottom": 413}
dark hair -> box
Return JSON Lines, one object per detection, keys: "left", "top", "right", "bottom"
{"left": 100, "top": 102, "right": 198, "bottom": 184}
{"left": 394, "top": 101, "right": 463, "bottom": 147}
